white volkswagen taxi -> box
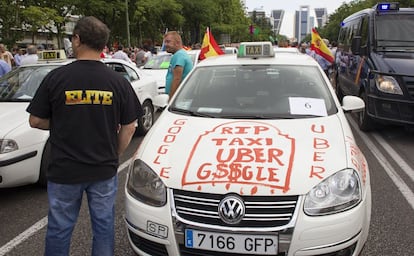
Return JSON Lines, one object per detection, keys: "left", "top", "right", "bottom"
{"left": 124, "top": 42, "right": 371, "bottom": 256}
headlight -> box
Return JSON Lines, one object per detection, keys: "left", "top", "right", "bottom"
{"left": 375, "top": 75, "right": 403, "bottom": 95}
{"left": 0, "top": 139, "right": 19, "bottom": 154}
{"left": 304, "top": 169, "right": 361, "bottom": 216}
{"left": 126, "top": 159, "right": 167, "bottom": 207}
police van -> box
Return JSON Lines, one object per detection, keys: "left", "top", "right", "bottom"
{"left": 335, "top": 2, "right": 414, "bottom": 131}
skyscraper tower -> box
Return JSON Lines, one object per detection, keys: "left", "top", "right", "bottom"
{"left": 271, "top": 10, "right": 285, "bottom": 35}
{"left": 314, "top": 8, "right": 328, "bottom": 28}
{"left": 295, "top": 6, "right": 311, "bottom": 42}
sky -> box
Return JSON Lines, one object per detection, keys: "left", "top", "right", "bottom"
{"left": 245, "top": 0, "right": 351, "bottom": 38}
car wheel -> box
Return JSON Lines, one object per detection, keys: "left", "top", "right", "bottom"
{"left": 136, "top": 100, "right": 154, "bottom": 136}
{"left": 38, "top": 141, "right": 50, "bottom": 187}
{"left": 358, "top": 92, "right": 374, "bottom": 131}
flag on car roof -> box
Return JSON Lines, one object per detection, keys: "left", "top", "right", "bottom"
{"left": 199, "top": 27, "right": 224, "bottom": 60}
{"left": 310, "top": 28, "right": 334, "bottom": 63}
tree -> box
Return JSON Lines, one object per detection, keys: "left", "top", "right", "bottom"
{"left": 0, "top": 0, "right": 25, "bottom": 48}
{"left": 21, "top": 6, "right": 63, "bottom": 45}
{"left": 131, "top": 0, "right": 184, "bottom": 47}
{"left": 212, "top": 0, "right": 251, "bottom": 43}
{"left": 23, "top": 0, "right": 78, "bottom": 49}
{"left": 178, "top": 0, "right": 218, "bottom": 45}
{"left": 75, "top": 0, "right": 126, "bottom": 47}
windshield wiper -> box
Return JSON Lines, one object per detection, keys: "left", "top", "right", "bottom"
{"left": 169, "top": 107, "right": 217, "bottom": 117}
{"left": 218, "top": 114, "right": 295, "bottom": 119}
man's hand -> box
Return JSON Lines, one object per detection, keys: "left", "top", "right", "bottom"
{"left": 29, "top": 115, "right": 50, "bottom": 130}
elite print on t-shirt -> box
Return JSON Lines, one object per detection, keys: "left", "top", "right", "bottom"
{"left": 65, "top": 89, "right": 113, "bottom": 105}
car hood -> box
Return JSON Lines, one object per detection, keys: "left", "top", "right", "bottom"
{"left": 372, "top": 52, "right": 414, "bottom": 75}
{"left": 0, "top": 103, "right": 29, "bottom": 137}
{"left": 137, "top": 113, "right": 361, "bottom": 196}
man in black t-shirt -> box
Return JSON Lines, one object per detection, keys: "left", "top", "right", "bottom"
{"left": 27, "top": 16, "right": 142, "bottom": 256}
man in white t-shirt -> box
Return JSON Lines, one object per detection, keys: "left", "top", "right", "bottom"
{"left": 21, "top": 45, "right": 39, "bottom": 65}
{"left": 112, "top": 45, "right": 132, "bottom": 63}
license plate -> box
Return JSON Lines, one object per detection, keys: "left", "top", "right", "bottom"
{"left": 185, "top": 229, "right": 278, "bottom": 255}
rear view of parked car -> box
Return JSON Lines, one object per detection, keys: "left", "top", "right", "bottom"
{"left": 0, "top": 54, "right": 157, "bottom": 188}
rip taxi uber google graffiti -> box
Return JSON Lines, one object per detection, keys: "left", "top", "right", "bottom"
{"left": 153, "top": 119, "right": 331, "bottom": 195}
{"left": 346, "top": 135, "right": 368, "bottom": 185}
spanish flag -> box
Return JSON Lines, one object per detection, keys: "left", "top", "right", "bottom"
{"left": 311, "top": 28, "right": 334, "bottom": 63}
{"left": 199, "top": 27, "right": 224, "bottom": 60}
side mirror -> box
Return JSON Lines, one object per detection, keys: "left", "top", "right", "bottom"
{"left": 342, "top": 95, "right": 365, "bottom": 113}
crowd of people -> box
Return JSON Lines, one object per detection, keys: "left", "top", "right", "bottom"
{"left": 297, "top": 39, "right": 338, "bottom": 78}
{"left": 100, "top": 44, "right": 153, "bottom": 67}
{"left": 274, "top": 38, "right": 338, "bottom": 79}
{"left": 0, "top": 43, "right": 41, "bottom": 77}
{"left": 0, "top": 40, "right": 157, "bottom": 78}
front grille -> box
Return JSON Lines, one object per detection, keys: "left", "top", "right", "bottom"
{"left": 173, "top": 189, "right": 298, "bottom": 228}
{"left": 404, "top": 76, "right": 414, "bottom": 99}
{"left": 179, "top": 245, "right": 287, "bottom": 256}
{"left": 128, "top": 229, "right": 168, "bottom": 256}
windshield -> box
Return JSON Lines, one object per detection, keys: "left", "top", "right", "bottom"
{"left": 375, "top": 14, "right": 414, "bottom": 50}
{"left": 0, "top": 65, "right": 59, "bottom": 102}
{"left": 143, "top": 51, "right": 199, "bottom": 69}
{"left": 170, "top": 65, "right": 337, "bottom": 119}
{"left": 143, "top": 54, "right": 171, "bottom": 69}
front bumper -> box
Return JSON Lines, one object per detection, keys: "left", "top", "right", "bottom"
{"left": 0, "top": 148, "right": 41, "bottom": 188}
{"left": 366, "top": 93, "right": 414, "bottom": 125}
{"left": 125, "top": 188, "right": 371, "bottom": 256}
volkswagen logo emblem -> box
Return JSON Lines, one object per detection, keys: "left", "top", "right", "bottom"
{"left": 218, "top": 195, "right": 245, "bottom": 225}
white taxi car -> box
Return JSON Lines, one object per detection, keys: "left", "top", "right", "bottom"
{"left": 125, "top": 42, "right": 371, "bottom": 256}
{"left": 142, "top": 50, "right": 200, "bottom": 94}
{"left": 0, "top": 56, "right": 157, "bottom": 188}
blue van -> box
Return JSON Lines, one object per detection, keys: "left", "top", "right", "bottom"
{"left": 335, "top": 2, "right": 414, "bottom": 131}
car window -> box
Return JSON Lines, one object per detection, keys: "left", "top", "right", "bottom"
{"left": 171, "top": 65, "right": 337, "bottom": 118}
{"left": 106, "top": 63, "right": 135, "bottom": 82}
{"left": 143, "top": 54, "right": 172, "bottom": 69}
{"left": 125, "top": 65, "right": 139, "bottom": 82}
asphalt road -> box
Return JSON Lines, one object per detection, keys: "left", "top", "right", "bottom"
{"left": 1, "top": 113, "right": 414, "bottom": 256}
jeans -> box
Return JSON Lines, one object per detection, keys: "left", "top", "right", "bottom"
{"left": 44, "top": 176, "right": 118, "bottom": 256}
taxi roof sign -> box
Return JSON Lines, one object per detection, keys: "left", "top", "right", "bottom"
{"left": 238, "top": 41, "right": 274, "bottom": 58}
{"left": 37, "top": 50, "right": 67, "bottom": 61}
